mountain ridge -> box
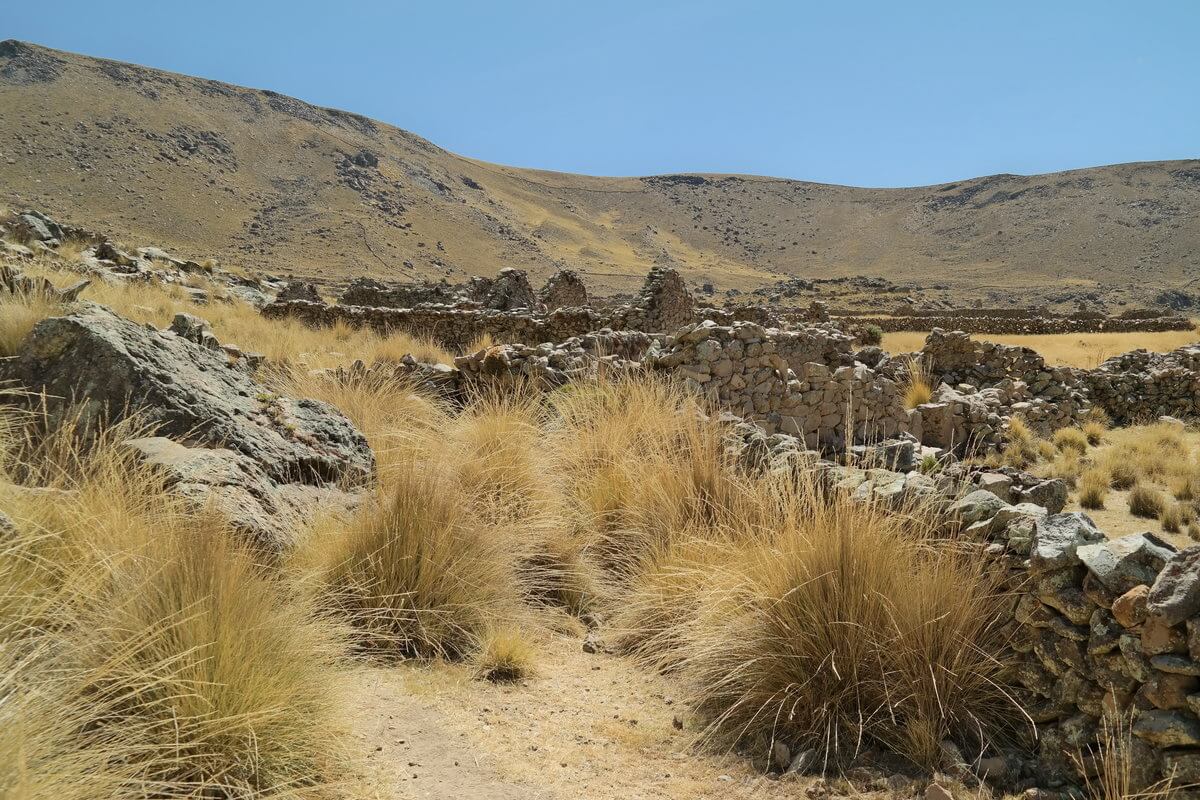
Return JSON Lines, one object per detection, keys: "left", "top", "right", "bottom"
{"left": 2, "top": 39, "right": 1197, "bottom": 305}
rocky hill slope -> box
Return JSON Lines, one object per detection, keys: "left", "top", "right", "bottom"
{"left": 2, "top": 40, "right": 1198, "bottom": 305}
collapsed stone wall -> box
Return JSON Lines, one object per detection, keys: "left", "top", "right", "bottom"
{"left": 922, "top": 329, "right": 1091, "bottom": 434}
{"left": 539, "top": 268, "right": 589, "bottom": 311}
{"left": 263, "top": 299, "right": 606, "bottom": 352}
{"left": 849, "top": 313, "right": 1192, "bottom": 335}
{"left": 607, "top": 266, "right": 696, "bottom": 333}
{"left": 977, "top": 500, "right": 1200, "bottom": 795}
{"left": 1086, "top": 346, "right": 1200, "bottom": 424}
{"left": 339, "top": 276, "right": 463, "bottom": 308}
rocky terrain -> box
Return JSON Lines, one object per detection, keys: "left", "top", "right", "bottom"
{"left": 2, "top": 40, "right": 1199, "bottom": 312}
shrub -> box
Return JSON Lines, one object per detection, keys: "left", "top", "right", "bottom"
{"left": 859, "top": 324, "right": 883, "bottom": 346}
{"left": 1129, "top": 484, "right": 1166, "bottom": 519}
{"left": 1053, "top": 427, "right": 1089, "bottom": 454}
{"left": 1079, "top": 469, "right": 1109, "bottom": 510}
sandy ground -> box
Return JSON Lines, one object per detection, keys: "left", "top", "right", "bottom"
{"left": 1060, "top": 426, "right": 1200, "bottom": 550}
{"left": 347, "top": 630, "right": 895, "bottom": 800}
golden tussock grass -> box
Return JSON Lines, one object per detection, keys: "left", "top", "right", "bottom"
{"left": 1161, "top": 502, "right": 1194, "bottom": 534}
{"left": 1073, "top": 714, "right": 1182, "bottom": 800}
{"left": 473, "top": 625, "right": 536, "bottom": 683}
{"left": 295, "top": 462, "right": 517, "bottom": 661}
{"left": 0, "top": 291, "right": 62, "bottom": 358}
{"left": 0, "top": 405, "right": 353, "bottom": 798}
{"left": 902, "top": 355, "right": 934, "bottom": 409}
{"left": 1128, "top": 483, "right": 1166, "bottom": 519}
{"left": 671, "top": 475, "right": 1019, "bottom": 771}
{"left": 1082, "top": 420, "right": 1107, "bottom": 446}
{"left": 1078, "top": 468, "right": 1110, "bottom": 510}
{"left": 1053, "top": 426, "right": 1089, "bottom": 454}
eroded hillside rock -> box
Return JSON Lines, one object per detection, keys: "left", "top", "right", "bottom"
{"left": 1, "top": 303, "right": 373, "bottom": 487}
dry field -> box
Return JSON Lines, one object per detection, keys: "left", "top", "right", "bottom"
{"left": 884, "top": 328, "right": 1200, "bottom": 368}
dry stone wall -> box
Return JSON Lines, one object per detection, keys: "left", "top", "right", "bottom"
{"left": 849, "top": 312, "right": 1192, "bottom": 335}
{"left": 1086, "top": 346, "right": 1200, "bottom": 424}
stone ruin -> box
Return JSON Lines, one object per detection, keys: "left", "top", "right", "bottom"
{"left": 539, "top": 268, "right": 589, "bottom": 311}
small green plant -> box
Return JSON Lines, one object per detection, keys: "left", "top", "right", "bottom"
{"left": 858, "top": 324, "right": 883, "bottom": 346}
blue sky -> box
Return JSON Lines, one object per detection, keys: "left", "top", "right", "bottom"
{"left": 7, "top": 1, "right": 1198, "bottom": 187}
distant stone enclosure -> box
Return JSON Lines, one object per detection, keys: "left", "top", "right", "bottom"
{"left": 264, "top": 266, "right": 1200, "bottom": 454}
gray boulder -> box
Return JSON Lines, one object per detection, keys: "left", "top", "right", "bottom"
{"left": 1016, "top": 479, "right": 1069, "bottom": 515}
{"left": 1148, "top": 546, "right": 1200, "bottom": 626}
{"left": 1078, "top": 533, "right": 1177, "bottom": 595}
{"left": 124, "top": 437, "right": 361, "bottom": 551}
{"left": 1, "top": 303, "right": 373, "bottom": 487}
{"left": 1030, "top": 512, "right": 1105, "bottom": 574}
{"left": 949, "top": 489, "right": 1010, "bottom": 527}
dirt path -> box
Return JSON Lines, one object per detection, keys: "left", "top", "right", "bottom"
{"left": 349, "top": 631, "right": 819, "bottom": 800}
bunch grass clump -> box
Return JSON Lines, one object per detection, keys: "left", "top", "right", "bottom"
{"left": 1053, "top": 426, "right": 1090, "bottom": 454}
{"left": 902, "top": 356, "right": 934, "bottom": 410}
{"left": 1128, "top": 483, "right": 1166, "bottom": 520}
{"left": 1078, "top": 468, "right": 1110, "bottom": 510}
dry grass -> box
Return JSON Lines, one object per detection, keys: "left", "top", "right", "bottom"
{"left": 1082, "top": 420, "right": 1107, "bottom": 446}
{"left": 672, "top": 476, "right": 1018, "bottom": 771}
{"left": 296, "top": 463, "right": 517, "bottom": 661}
{"left": 1161, "top": 502, "right": 1194, "bottom": 534}
{"left": 0, "top": 405, "right": 353, "bottom": 798}
{"left": 902, "top": 356, "right": 934, "bottom": 409}
{"left": 883, "top": 329, "right": 1200, "bottom": 368}
{"left": 1053, "top": 427, "right": 1090, "bottom": 454}
{"left": 1079, "top": 468, "right": 1110, "bottom": 510}
{"left": 1128, "top": 484, "right": 1166, "bottom": 519}
{"left": 1074, "top": 715, "right": 1181, "bottom": 800}
{"left": 15, "top": 259, "right": 455, "bottom": 370}
{"left": 998, "top": 416, "right": 1044, "bottom": 470}
{"left": 0, "top": 290, "right": 61, "bottom": 357}
{"left": 473, "top": 625, "right": 537, "bottom": 682}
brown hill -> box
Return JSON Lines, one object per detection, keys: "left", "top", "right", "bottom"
{"left": 1, "top": 40, "right": 1197, "bottom": 305}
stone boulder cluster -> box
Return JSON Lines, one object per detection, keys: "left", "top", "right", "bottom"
{"left": 0, "top": 302, "right": 372, "bottom": 552}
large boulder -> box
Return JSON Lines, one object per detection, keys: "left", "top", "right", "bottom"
{"left": 1078, "top": 533, "right": 1176, "bottom": 595}
{"left": 1148, "top": 546, "right": 1200, "bottom": 626}
{"left": 123, "top": 437, "right": 361, "bottom": 551}
{"left": 1030, "top": 512, "right": 1105, "bottom": 574}
{"left": 1, "top": 303, "right": 373, "bottom": 488}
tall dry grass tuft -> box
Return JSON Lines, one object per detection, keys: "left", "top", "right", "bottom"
{"left": 550, "top": 375, "right": 757, "bottom": 576}
{"left": 296, "top": 463, "right": 518, "bottom": 660}
{"left": 445, "top": 392, "right": 597, "bottom": 612}
{"left": 902, "top": 356, "right": 934, "bottom": 410}
{"left": 1053, "top": 427, "right": 1090, "bottom": 454}
{"left": 1128, "top": 484, "right": 1166, "bottom": 519}
{"left": 0, "top": 404, "right": 354, "bottom": 797}
{"left": 605, "top": 462, "right": 1021, "bottom": 770}
{"left": 1073, "top": 714, "right": 1181, "bottom": 800}
{"left": 0, "top": 290, "right": 61, "bottom": 357}
{"left": 1079, "top": 468, "right": 1110, "bottom": 510}
{"left": 1000, "top": 416, "right": 1044, "bottom": 470}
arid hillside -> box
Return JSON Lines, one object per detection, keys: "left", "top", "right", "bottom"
{"left": 2, "top": 39, "right": 1198, "bottom": 304}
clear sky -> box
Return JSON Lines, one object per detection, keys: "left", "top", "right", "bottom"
{"left": 7, "top": 1, "right": 1198, "bottom": 187}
